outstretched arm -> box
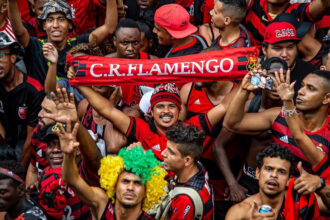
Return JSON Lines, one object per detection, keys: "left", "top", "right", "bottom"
{"left": 43, "top": 43, "right": 59, "bottom": 93}
{"left": 7, "top": 0, "right": 30, "bottom": 48}
{"left": 308, "top": 0, "right": 330, "bottom": 21}
{"left": 56, "top": 121, "right": 108, "bottom": 218}
{"left": 213, "top": 128, "right": 247, "bottom": 202}
{"left": 223, "top": 71, "right": 278, "bottom": 134}
{"left": 43, "top": 88, "right": 102, "bottom": 172}
{"left": 78, "top": 86, "right": 131, "bottom": 135}
{"left": 274, "top": 69, "right": 324, "bottom": 167}
{"left": 89, "top": 0, "right": 118, "bottom": 45}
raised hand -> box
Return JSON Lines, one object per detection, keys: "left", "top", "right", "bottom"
{"left": 43, "top": 88, "right": 78, "bottom": 123}
{"left": 241, "top": 67, "right": 262, "bottom": 92}
{"left": 251, "top": 201, "right": 276, "bottom": 220}
{"left": 294, "top": 161, "right": 322, "bottom": 195}
{"left": 42, "top": 43, "right": 58, "bottom": 64}
{"left": 274, "top": 68, "right": 295, "bottom": 101}
{"left": 53, "top": 120, "right": 80, "bottom": 154}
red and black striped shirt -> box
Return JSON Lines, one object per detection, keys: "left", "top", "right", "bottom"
{"left": 245, "top": 0, "right": 313, "bottom": 45}
{"left": 100, "top": 200, "right": 153, "bottom": 220}
{"left": 271, "top": 112, "right": 330, "bottom": 170}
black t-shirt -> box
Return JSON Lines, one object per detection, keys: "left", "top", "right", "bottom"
{"left": 0, "top": 75, "right": 44, "bottom": 153}
{"left": 290, "top": 58, "right": 317, "bottom": 95}
{"left": 5, "top": 198, "right": 47, "bottom": 220}
{"left": 24, "top": 34, "right": 90, "bottom": 84}
{"left": 165, "top": 35, "right": 207, "bottom": 58}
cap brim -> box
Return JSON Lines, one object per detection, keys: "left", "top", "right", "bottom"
{"left": 166, "top": 23, "right": 198, "bottom": 39}
{"left": 296, "top": 22, "right": 312, "bottom": 39}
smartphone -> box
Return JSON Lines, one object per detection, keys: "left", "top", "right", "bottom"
{"left": 251, "top": 73, "right": 273, "bottom": 90}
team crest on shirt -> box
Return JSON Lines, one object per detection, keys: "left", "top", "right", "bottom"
{"left": 18, "top": 105, "right": 27, "bottom": 119}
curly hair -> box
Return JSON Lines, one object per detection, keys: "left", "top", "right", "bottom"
{"left": 98, "top": 147, "right": 167, "bottom": 211}
{"left": 166, "top": 122, "right": 205, "bottom": 163}
{"left": 256, "top": 143, "right": 296, "bottom": 176}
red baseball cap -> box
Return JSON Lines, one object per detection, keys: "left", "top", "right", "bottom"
{"left": 154, "top": 4, "right": 197, "bottom": 39}
{"left": 264, "top": 21, "right": 300, "bottom": 44}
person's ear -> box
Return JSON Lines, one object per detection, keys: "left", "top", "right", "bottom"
{"left": 322, "top": 92, "right": 330, "bottom": 105}
{"left": 17, "top": 184, "right": 25, "bottom": 197}
{"left": 320, "top": 65, "right": 326, "bottom": 70}
{"left": 113, "top": 36, "right": 117, "bottom": 47}
{"left": 184, "top": 155, "right": 194, "bottom": 167}
{"left": 262, "top": 46, "right": 267, "bottom": 57}
{"left": 10, "top": 54, "right": 17, "bottom": 64}
{"left": 224, "top": 17, "right": 231, "bottom": 26}
{"left": 68, "top": 21, "right": 73, "bottom": 31}
{"left": 255, "top": 167, "right": 260, "bottom": 180}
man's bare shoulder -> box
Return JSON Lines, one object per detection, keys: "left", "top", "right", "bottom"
{"left": 225, "top": 195, "right": 257, "bottom": 220}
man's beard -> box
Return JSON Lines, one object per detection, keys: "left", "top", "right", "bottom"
{"left": 119, "top": 201, "right": 139, "bottom": 209}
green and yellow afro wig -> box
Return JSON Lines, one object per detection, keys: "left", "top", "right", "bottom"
{"left": 98, "top": 146, "right": 168, "bottom": 211}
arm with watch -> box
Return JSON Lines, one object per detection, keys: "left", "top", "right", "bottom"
{"left": 274, "top": 68, "right": 324, "bottom": 167}
{"left": 274, "top": 68, "right": 330, "bottom": 211}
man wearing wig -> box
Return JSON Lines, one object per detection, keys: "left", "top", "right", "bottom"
{"left": 57, "top": 119, "right": 167, "bottom": 220}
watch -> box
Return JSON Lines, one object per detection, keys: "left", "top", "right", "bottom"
{"left": 316, "top": 177, "right": 326, "bottom": 192}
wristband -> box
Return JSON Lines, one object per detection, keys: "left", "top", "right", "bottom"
{"left": 316, "top": 177, "right": 326, "bottom": 192}
{"left": 281, "top": 106, "right": 297, "bottom": 117}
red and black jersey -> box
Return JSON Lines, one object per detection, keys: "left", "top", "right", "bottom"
{"left": 100, "top": 200, "right": 154, "bottom": 220}
{"left": 66, "top": 0, "right": 106, "bottom": 35}
{"left": 313, "top": 154, "right": 330, "bottom": 182}
{"left": 185, "top": 82, "right": 239, "bottom": 201}
{"left": 81, "top": 104, "right": 106, "bottom": 155}
{"left": 165, "top": 34, "right": 208, "bottom": 58}
{"left": 62, "top": 162, "right": 100, "bottom": 219}
{"left": 0, "top": 75, "right": 44, "bottom": 158}
{"left": 170, "top": 163, "right": 214, "bottom": 220}
{"left": 31, "top": 126, "right": 48, "bottom": 175}
{"left": 271, "top": 112, "right": 330, "bottom": 170}
{"left": 126, "top": 114, "right": 213, "bottom": 160}
{"left": 278, "top": 177, "right": 320, "bottom": 220}
{"left": 245, "top": 0, "right": 313, "bottom": 45}
{"left": 210, "top": 25, "right": 252, "bottom": 49}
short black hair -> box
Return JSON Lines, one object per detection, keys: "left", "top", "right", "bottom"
{"left": 166, "top": 123, "right": 205, "bottom": 163}
{"left": 0, "top": 160, "right": 26, "bottom": 187}
{"left": 256, "top": 143, "right": 295, "bottom": 176}
{"left": 219, "top": 0, "right": 247, "bottom": 24}
{"left": 115, "top": 18, "right": 140, "bottom": 37}
{"left": 308, "top": 70, "right": 330, "bottom": 92}
{"left": 137, "top": 21, "right": 152, "bottom": 40}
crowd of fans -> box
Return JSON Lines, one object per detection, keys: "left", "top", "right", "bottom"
{"left": 0, "top": 0, "right": 329, "bottom": 219}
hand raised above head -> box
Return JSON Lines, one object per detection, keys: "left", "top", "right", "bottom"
{"left": 53, "top": 119, "right": 80, "bottom": 154}
{"left": 43, "top": 88, "right": 78, "bottom": 123}
{"left": 274, "top": 68, "right": 295, "bottom": 101}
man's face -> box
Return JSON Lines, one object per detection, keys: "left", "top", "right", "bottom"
{"left": 137, "top": 0, "right": 153, "bottom": 9}
{"left": 263, "top": 41, "right": 298, "bottom": 68}
{"left": 210, "top": 1, "right": 226, "bottom": 29}
{"left": 0, "top": 48, "right": 15, "bottom": 80}
{"left": 151, "top": 101, "right": 180, "bottom": 131}
{"left": 114, "top": 28, "right": 141, "bottom": 59}
{"left": 153, "top": 23, "right": 172, "bottom": 46}
{"left": 33, "top": 0, "right": 46, "bottom": 16}
{"left": 43, "top": 12, "right": 72, "bottom": 44}
{"left": 140, "top": 32, "right": 152, "bottom": 52}
{"left": 0, "top": 179, "right": 19, "bottom": 212}
{"left": 161, "top": 140, "right": 185, "bottom": 173}
{"left": 296, "top": 74, "right": 330, "bottom": 111}
{"left": 256, "top": 157, "right": 290, "bottom": 198}
{"left": 115, "top": 172, "right": 145, "bottom": 208}
{"left": 38, "top": 98, "right": 57, "bottom": 129}
{"left": 46, "top": 137, "right": 63, "bottom": 168}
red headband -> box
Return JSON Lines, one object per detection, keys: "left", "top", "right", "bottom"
{"left": 0, "top": 168, "right": 24, "bottom": 184}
